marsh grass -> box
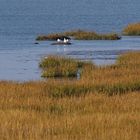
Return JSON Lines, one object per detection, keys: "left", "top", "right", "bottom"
{"left": 36, "top": 30, "right": 121, "bottom": 41}
{"left": 64, "top": 30, "right": 121, "bottom": 40}
{"left": 0, "top": 52, "right": 140, "bottom": 139}
{"left": 0, "top": 83, "right": 140, "bottom": 139}
{"left": 123, "top": 23, "right": 140, "bottom": 35}
{"left": 36, "top": 34, "right": 68, "bottom": 41}
{"left": 39, "top": 56, "right": 88, "bottom": 78}
{"left": 39, "top": 52, "right": 140, "bottom": 97}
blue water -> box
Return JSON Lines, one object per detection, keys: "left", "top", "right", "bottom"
{"left": 0, "top": 0, "right": 140, "bottom": 81}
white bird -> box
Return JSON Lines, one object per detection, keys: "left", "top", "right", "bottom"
{"left": 66, "top": 39, "right": 69, "bottom": 43}
{"left": 64, "top": 38, "right": 69, "bottom": 43}
{"left": 57, "top": 38, "right": 61, "bottom": 42}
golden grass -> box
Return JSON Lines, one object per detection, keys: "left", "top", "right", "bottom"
{"left": 0, "top": 52, "right": 140, "bottom": 139}
{"left": 39, "top": 56, "right": 87, "bottom": 78}
{"left": 39, "top": 56, "right": 84, "bottom": 77}
{"left": 0, "top": 86, "right": 140, "bottom": 140}
{"left": 123, "top": 23, "right": 140, "bottom": 35}
{"left": 39, "top": 52, "right": 140, "bottom": 97}
{"left": 36, "top": 30, "right": 121, "bottom": 41}
{"left": 64, "top": 30, "right": 121, "bottom": 40}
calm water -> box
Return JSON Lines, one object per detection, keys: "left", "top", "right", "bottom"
{"left": 0, "top": 0, "right": 140, "bottom": 81}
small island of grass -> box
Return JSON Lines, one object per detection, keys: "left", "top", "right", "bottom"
{"left": 36, "top": 30, "right": 121, "bottom": 41}
{"left": 123, "top": 22, "right": 140, "bottom": 36}
{"left": 39, "top": 56, "right": 91, "bottom": 78}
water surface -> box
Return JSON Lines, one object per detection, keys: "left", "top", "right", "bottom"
{"left": 0, "top": 0, "right": 140, "bottom": 81}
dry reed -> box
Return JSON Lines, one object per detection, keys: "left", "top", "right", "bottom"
{"left": 123, "top": 23, "right": 140, "bottom": 35}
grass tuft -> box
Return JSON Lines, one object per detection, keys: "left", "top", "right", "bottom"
{"left": 123, "top": 23, "right": 140, "bottom": 35}
{"left": 39, "top": 56, "right": 88, "bottom": 78}
{"left": 36, "top": 34, "right": 69, "bottom": 41}
{"left": 64, "top": 30, "right": 121, "bottom": 40}
{"left": 36, "top": 30, "right": 121, "bottom": 41}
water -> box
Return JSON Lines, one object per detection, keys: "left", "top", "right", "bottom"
{"left": 0, "top": 0, "right": 140, "bottom": 81}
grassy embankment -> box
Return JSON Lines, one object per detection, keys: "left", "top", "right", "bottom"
{"left": 36, "top": 30, "right": 121, "bottom": 41}
{"left": 123, "top": 23, "right": 140, "bottom": 36}
{"left": 0, "top": 52, "right": 140, "bottom": 139}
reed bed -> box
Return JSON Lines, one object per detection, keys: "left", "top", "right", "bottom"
{"left": 36, "top": 30, "right": 121, "bottom": 41}
{"left": 64, "top": 30, "right": 121, "bottom": 40}
{"left": 39, "top": 56, "right": 87, "bottom": 78}
{"left": 123, "top": 23, "right": 140, "bottom": 35}
{"left": 0, "top": 52, "right": 140, "bottom": 139}
{"left": 0, "top": 84, "right": 139, "bottom": 140}
{"left": 39, "top": 52, "right": 140, "bottom": 97}
{"left": 36, "top": 34, "right": 69, "bottom": 41}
